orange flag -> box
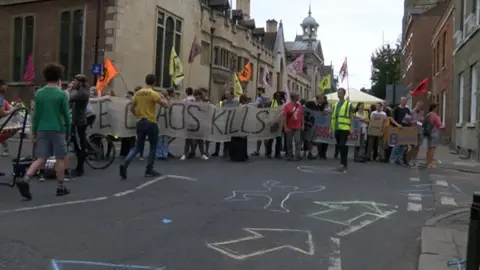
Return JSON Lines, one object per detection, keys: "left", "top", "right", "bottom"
{"left": 96, "top": 58, "right": 118, "bottom": 96}
{"left": 237, "top": 61, "right": 252, "bottom": 82}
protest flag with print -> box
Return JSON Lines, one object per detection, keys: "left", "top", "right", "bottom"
{"left": 96, "top": 57, "right": 118, "bottom": 96}
{"left": 283, "top": 84, "right": 291, "bottom": 103}
{"left": 188, "top": 36, "right": 202, "bottom": 63}
{"left": 237, "top": 61, "right": 252, "bottom": 82}
{"left": 318, "top": 74, "right": 332, "bottom": 94}
{"left": 233, "top": 72, "right": 243, "bottom": 98}
{"left": 23, "top": 53, "right": 35, "bottom": 86}
{"left": 262, "top": 64, "right": 271, "bottom": 87}
{"left": 339, "top": 57, "right": 348, "bottom": 82}
{"left": 287, "top": 54, "right": 304, "bottom": 74}
{"left": 169, "top": 47, "right": 184, "bottom": 86}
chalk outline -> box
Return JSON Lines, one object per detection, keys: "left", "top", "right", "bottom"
{"left": 51, "top": 259, "right": 165, "bottom": 269}
{"left": 225, "top": 180, "right": 325, "bottom": 213}
{"left": 328, "top": 237, "right": 342, "bottom": 270}
{"left": 297, "top": 165, "right": 342, "bottom": 174}
{"left": 0, "top": 175, "right": 196, "bottom": 215}
{"left": 206, "top": 228, "right": 315, "bottom": 260}
{"left": 307, "top": 201, "right": 397, "bottom": 236}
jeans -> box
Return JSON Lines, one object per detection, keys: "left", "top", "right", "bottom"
{"left": 334, "top": 129, "right": 350, "bottom": 167}
{"left": 366, "top": 136, "right": 381, "bottom": 160}
{"left": 354, "top": 133, "right": 366, "bottom": 159}
{"left": 389, "top": 145, "right": 407, "bottom": 163}
{"left": 156, "top": 135, "right": 169, "bottom": 158}
{"left": 124, "top": 119, "right": 159, "bottom": 170}
{"left": 71, "top": 124, "right": 88, "bottom": 171}
{"left": 265, "top": 136, "right": 282, "bottom": 157}
{"left": 285, "top": 129, "right": 302, "bottom": 159}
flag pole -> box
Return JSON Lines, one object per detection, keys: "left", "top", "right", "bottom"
{"left": 346, "top": 57, "right": 350, "bottom": 97}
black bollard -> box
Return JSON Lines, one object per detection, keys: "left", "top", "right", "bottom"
{"left": 466, "top": 192, "right": 480, "bottom": 270}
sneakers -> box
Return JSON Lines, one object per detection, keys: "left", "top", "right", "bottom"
{"left": 16, "top": 180, "right": 32, "bottom": 200}
{"left": 1, "top": 151, "right": 9, "bottom": 157}
{"left": 201, "top": 154, "right": 209, "bottom": 160}
{"left": 56, "top": 186, "right": 70, "bottom": 196}
{"left": 119, "top": 164, "right": 127, "bottom": 179}
{"left": 180, "top": 155, "right": 186, "bottom": 160}
{"left": 145, "top": 169, "right": 162, "bottom": 177}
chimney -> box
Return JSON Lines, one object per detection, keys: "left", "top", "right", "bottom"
{"left": 236, "top": 0, "right": 250, "bottom": 19}
{"left": 266, "top": 19, "right": 278, "bottom": 32}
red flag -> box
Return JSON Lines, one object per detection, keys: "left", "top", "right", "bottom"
{"left": 410, "top": 77, "right": 429, "bottom": 96}
{"left": 23, "top": 54, "right": 35, "bottom": 85}
{"left": 287, "top": 54, "right": 304, "bottom": 74}
{"left": 188, "top": 36, "right": 202, "bottom": 63}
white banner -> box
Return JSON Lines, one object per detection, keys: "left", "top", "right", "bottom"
{"left": 89, "top": 97, "right": 284, "bottom": 141}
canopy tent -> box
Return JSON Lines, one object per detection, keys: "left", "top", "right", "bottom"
{"left": 325, "top": 89, "right": 384, "bottom": 105}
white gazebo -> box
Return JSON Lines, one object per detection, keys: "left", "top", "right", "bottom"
{"left": 325, "top": 89, "right": 384, "bottom": 105}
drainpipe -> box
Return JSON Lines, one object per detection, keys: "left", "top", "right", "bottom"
{"left": 93, "top": 0, "right": 103, "bottom": 85}
{"left": 208, "top": 27, "right": 215, "bottom": 98}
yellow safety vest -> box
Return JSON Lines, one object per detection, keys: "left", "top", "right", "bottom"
{"left": 270, "top": 100, "right": 278, "bottom": 108}
{"left": 219, "top": 101, "right": 223, "bottom": 108}
{"left": 331, "top": 101, "right": 351, "bottom": 130}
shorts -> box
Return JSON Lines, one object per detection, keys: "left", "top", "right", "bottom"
{"left": 427, "top": 129, "right": 440, "bottom": 148}
{"left": 36, "top": 131, "right": 67, "bottom": 158}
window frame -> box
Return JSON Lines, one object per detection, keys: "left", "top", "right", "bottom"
{"left": 458, "top": 72, "right": 465, "bottom": 123}
{"left": 441, "top": 90, "right": 446, "bottom": 128}
{"left": 57, "top": 6, "right": 87, "bottom": 81}
{"left": 10, "top": 13, "right": 36, "bottom": 82}
{"left": 470, "top": 63, "right": 478, "bottom": 123}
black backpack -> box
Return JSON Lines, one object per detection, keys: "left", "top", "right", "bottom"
{"left": 422, "top": 114, "right": 433, "bottom": 137}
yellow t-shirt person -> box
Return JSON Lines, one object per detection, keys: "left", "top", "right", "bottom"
{"left": 133, "top": 87, "right": 161, "bottom": 123}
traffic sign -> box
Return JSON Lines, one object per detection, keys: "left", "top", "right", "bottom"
{"left": 92, "top": 64, "right": 103, "bottom": 75}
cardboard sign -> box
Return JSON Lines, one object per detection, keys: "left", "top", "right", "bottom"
{"left": 387, "top": 126, "right": 418, "bottom": 146}
{"left": 368, "top": 118, "right": 385, "bottom": 136}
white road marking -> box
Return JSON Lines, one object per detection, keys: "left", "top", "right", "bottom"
{"left": 440, "top": 196, "right": 457, "bottom": 206}
{"left": 435, "top": 180, "right": 448, "bottom": 187}
{"left": 409, "top": 177, "right": 420, "bottom": 182}
{"left": 0, "top": 175, "right": 197, "bottom": 215}
{"left": 407, "top": 202, "right": 422, "bottom": 212}
{"left": 206, "top": 228, "right": 315, "bottom": 260}
{"left": 328, "top": 237, "right": 342, "bottom": 270}
{"left": 408, "top": 193, "right": 422, "bottom": 201}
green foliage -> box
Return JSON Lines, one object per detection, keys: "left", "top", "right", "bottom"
{"left": 370, "top": 43, "right": 402, "bottom": 99}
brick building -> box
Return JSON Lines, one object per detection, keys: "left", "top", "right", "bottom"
{"left": 402, "top": 2, "right": 447, "bottom": 106}
{"left": 452, "top": 0, "right": 480, "bottom": 160}
{"left": 0, "top": 0, "right": 324, "bottom": 104}
{"left": 431, "top": 0, "right": 454, "bottom": 144}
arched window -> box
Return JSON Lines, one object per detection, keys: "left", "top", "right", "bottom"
{"left": 12, "top": 15, "right": 35, "bottom": 81}
{"left": 155, "top": 9, "right": 183, "bottom": 88}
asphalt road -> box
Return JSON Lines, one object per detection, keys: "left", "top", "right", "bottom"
{"left": 0, "top": 140, "right": 455, "bottom": 270}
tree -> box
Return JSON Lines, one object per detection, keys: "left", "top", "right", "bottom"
{"left": 370, "top": 43, "right": 402, "bottom": 100}
{"left": 360, "top": 87, "right": 368, "bottom": 93}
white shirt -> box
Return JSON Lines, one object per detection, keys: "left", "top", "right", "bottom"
{"left": 370, "top": 111, "right": 387, "bottom": 119}
{"left": 183, "top": 95, "right": 195, "bottom": 102}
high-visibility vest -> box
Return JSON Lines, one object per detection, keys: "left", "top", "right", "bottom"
{"left": 331, "top": 101, "right": 351, "bottom": 130}
{"left": 219, "top": 101, "right": 223, "bottom": 107}
{"left": 270, "top": 100, "right": 278, "bottom": 108}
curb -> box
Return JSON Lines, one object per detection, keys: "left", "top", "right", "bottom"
{"left": 424, "top": 208, "right": 470, "bottom": 226}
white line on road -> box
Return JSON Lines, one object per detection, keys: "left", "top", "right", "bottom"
{"left": 328, "top": 237, "right": 342, "bottom": 270}
{"left": 0, "top": 175, "right": 197, "bottom": 215}
{"left": 407, "top": 202, "right": 422, "bottom": 212}
{"left": 435, "top": 180, "right": 448, "bottom": 187}
{"left": 440, "top": 196, "right": 457, "bottom": 206}
{"left": 409, "top": 177, "right": 420, "bottom": 182}
{"left": 408, "top": 194, "right": 422, "bottom": 201}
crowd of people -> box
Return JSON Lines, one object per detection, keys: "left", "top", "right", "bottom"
{"left": 0, "top": 63, "right": 443, "bottom": 201}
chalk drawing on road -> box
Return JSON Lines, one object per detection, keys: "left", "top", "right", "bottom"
{"left": 297, "top": 165, "right": 342, "bottom": 174}
{"left": 0, "top": 175, "right": 197, "bottom": 215}
{"left": 206, "top": 228, "right": 315, "bottom": 260}
{"left": 51, "top": 259, "right": 166, "bottom": 269}
{"left": 307, "top": 201, "right": 397, "bottom": 236}
{"left": 225, "top": 180, "right": 325, "bottom": 213}
{"left": 328, "top": 237, "right": 342, "bottom": 270}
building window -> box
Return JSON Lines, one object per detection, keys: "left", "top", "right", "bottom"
{"left": 213, "top": 46, "right": 219, "bottom": 65}
{"left": 59, "top": 9, "right": 84, "bottom": 80}
{"left": 237, "top": 56, "right": 243, "bottom": 72}
{"left": 436, "top": 40, "right": 440, "bottom": 73}
{"left": 470, "top": 63, "right": 478, "bottom": 122}
{"left": 433, "top": 47, "right": 437, "bottom": 74}
{"left": 442, "top": 90, "right": 446, "bottom": 127}
{"left": 200, "top": 41, "right": 210, "bottom": 66}
{"left": 12, "top": 15, "right": 35, "bottom": 82}
{"left": 155, "top": 9, "right": 183, "bottom": 88}
{"left": 458, "top": 72, "right": 464, "bottom": 123}
{"left": 442, "top": 31, "right": 446, "bottom": 67}
{"left": 259, "top": 66, "right": 264, "bottom": 84}
{"left": 461, "top": 0, "right": 466, "bottom": 31}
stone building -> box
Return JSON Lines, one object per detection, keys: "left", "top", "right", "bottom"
{"left": 452, "top": 0, "right": 480, "bottom": 159}
{"left": 0, "top": 0, "right": 326, "bottom": 103}
{"left": 430, "top": 0, "right": 454, "bottom": 144}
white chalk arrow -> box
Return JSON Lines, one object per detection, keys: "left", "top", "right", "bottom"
{"left": 206, "top": 228, "right": 315, "bottom": 260}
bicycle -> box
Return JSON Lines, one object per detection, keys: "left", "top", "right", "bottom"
{"left": 69, "top": 127, "right": 116, "bottom": 170}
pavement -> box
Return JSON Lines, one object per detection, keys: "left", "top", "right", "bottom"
{"left": 0, "top": 139, "right": 477, "bottom": 270}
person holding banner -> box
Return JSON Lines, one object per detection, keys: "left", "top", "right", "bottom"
{"left": 330, "top": 88, "right": 354, "bottom": 172}
{"left": 265, "top": 91, "right": 284, "bottom": 159}
{"left": 119, "top": 74, "right": 170, "bottom": 179}
{"left": 283, "top": 93, "right": 303, "bottom": 161}
{"left": 251, "top": 88, "right": 268, "bottom": 157}
{"left": 353, "top": 102, "right": 368, "bottom": 161}
{"left": 406, "top": 101, "right": 425, "bottom": 166}
{"left": 389, "top": 97, "right": 411, "bottom": 165}
{"left": 317, "top": 95, "right": 331, "bottom": 159}
{"left": 366, "top": 102, "right": 387, "bottom": 161}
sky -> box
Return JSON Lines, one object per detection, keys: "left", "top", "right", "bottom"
{"left": 232, "top": 0, "right": 403, "bottom": 90}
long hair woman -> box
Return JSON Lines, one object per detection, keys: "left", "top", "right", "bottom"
{"left": 425, "top": 103, "right": 442, "bottom": 168}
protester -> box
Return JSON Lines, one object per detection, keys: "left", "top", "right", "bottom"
{"left": 424, "top": 103, "right": 442, "bottom": 168}
{"left": 119, "top": 74, "right": 169, "bottom": 179}
{"left": 0, "top": 80, "right": 12, "bottom": 157}
{"left": 354, "top": 102, "right": 368, "bottom": 161}
{"left": 265, "top": 91, "right": 284, "bottom": 159}
{"left": 212, "top": 94, "right": 227, "bottom": 157}
{"left": 389, "top": 97, "right": 410, "bottom": 165}
{"left": 69, "top": 74, "right": 90, "bottom": 177}
{"left": 16, "top": 63, "right": 71, "bottom": 200}
{"left": 283, "top": 93, "right": 303, "bottom": 161}
{"left": 184, "top": 87, "right": 195, "bottom": 102}
{"left": 180, "top": 89, "right": 209, "bottom": 161}
{"left": 229, "top": 94, "right": 249, "bottom": 161}
{"left": 406, "top": 101, "right": 424, "bottom": 166}
{"left": 156, "top": 90, "right": 170, "bottom": 160}
{"left": 303, "top": 99, "right": 319, "bottom": 159}
{"left": 366, "top": 102, "right": 387, "bottom": 161}
{"left": 317, "top": 95, "right": 330, "bottom": 159}
{"left": 251, "top": 87, "right": 268, "bottom": 156}
{"left": 330, "top": 88, "right": 354, "bottom": 172}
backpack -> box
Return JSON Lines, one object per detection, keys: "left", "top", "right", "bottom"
{"left": 422, "top": 114, "right": 433, "bottom": 137}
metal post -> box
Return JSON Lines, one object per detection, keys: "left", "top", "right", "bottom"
{"left": 208, "top": 27, "right": 215, "bottom": 99}
{"left": 255, "top": 52, "right": 261, "bottom": 96}
{"left": 92, "top": 0, "right": 103, "bottom": 85}
{"left": 466, "top": 192, "right": 480, "bottom": 270}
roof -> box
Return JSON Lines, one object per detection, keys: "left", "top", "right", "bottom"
{"left": 262, "top": 32, "right": 277, "bottom": 51}
{"left": 285, "top": 40, "right": 324, "bottom": 62}
{"left": 325, "top": 89, "right": 384, "bottom": 104}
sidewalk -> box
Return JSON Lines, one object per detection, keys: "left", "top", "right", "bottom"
{"left": 418, "top": 209, "right": 470, "bottom": 270}
{"left": 417, "top": 145, "right": 480, "bottom": 174}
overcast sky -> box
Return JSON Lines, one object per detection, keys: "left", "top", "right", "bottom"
{"left": 232, "top": 0, "right": 403, "bottom": 90}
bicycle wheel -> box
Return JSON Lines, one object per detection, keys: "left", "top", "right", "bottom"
{"left": 86, "top": 133, "right": 116, "bottom": 170}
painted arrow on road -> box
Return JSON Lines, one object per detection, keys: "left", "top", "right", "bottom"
{"left": 307, "top": 201, "right": 397, "bottom": 236}
{"left": 206, "top": 228, "right": 315, "bottom": 260}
